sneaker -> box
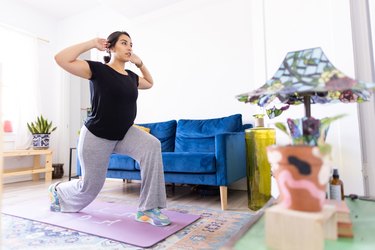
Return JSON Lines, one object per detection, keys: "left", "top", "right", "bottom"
{"left": 135, "top": 208, "right": 171, "bottom": 226}
{"left": 48, "top": 182, "right": 61, "bottom": 212}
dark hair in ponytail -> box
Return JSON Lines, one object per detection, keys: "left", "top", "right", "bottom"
{"left": 103, "top": 31, "right": 131, "bottom": 63}
{"left": 103, "top": 51, "right": 111, "bottom": 64}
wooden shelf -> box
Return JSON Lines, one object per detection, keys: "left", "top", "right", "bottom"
{"left": 3, "top": 167, "right": 54, "bottom": 177}
{"left": 2, "top": 149, "right": 53, "bottom": 182}
{"left": 3, "top": 149, "right": 52, "bottom": 157}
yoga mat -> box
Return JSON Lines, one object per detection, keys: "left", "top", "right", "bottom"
{"left": 2, "top": 198, "right": 200, "bottom": 248}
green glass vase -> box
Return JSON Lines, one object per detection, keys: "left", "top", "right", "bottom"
{"left": 245, "top": 127, "right": 275, "bottom": 211}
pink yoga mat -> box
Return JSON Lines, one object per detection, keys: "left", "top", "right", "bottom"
{"left": 2, "top": 198, "right": 200, "bottom": 248}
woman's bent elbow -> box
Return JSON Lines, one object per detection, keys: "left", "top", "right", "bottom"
{"left": 54, "top": 54, "right": 64, "bottom": 67}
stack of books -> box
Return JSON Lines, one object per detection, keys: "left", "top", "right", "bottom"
{"left": 325, "top": 199, "right": 354, "bottom": 238}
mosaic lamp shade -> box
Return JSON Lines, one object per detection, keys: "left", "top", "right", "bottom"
{"left": 236, "top": 47, "right": 375, "bottom": 118}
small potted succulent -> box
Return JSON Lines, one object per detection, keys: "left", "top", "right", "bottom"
{"left": 27, "top": 115, "right": 57, "bottom": 149}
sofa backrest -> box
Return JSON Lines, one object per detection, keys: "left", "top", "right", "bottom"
{"left": 137, "top": 120, "right": 177, "bottom": 152}
{"left": 175, "top": 114, "right": 243, "bottom": 152}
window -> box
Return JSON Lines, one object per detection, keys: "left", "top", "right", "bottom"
{"left": 0, "top": 24, "right": 39, "bottom": 149}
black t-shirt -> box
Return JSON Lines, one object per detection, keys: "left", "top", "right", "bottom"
{"left": 84, "top": 60, "right": 139, "bottom": 140}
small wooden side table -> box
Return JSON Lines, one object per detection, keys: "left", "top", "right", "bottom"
{"left": 2, "top": 149, "right": 53, "bottom": 182}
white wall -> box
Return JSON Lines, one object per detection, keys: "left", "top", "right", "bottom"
{"left": 0, "top": 0, "right": 53, "bottom": 39}
{"left": 0, "top": 0, "right": 371, "bottom": 195}
{"left": 129, "top": 0, "right": 256, "bottom": 124}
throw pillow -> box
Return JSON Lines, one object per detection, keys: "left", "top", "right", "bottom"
{"left": 133, "top": 124, "right": 151, "bottom": 133}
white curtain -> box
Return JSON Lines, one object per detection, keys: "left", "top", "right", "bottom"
{"left": 0, "top": 25, "right": 39, "bottom": 149}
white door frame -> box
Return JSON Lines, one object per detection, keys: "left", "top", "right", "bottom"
{"left": 350, "top": 0, "right": 375, "bottom": 195}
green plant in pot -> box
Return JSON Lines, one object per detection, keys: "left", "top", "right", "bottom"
{"left": 236, "top": 47, "right": 375, "bottom": 212}
{"left": 27, "top": 115, "right": 57, "bottom": 150}
{"left": 266, "top": 115, "right": 345, "bottom": 212}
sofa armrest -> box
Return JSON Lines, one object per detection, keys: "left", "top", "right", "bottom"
{"left": 215, "top": 132, "right": 246, "bottom": 185}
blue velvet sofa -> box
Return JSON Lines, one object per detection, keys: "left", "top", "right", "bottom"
{"left": 77, "top": 114, "right": 251, "bottom": 210}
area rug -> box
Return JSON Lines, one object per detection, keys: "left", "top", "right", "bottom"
{"left": 1, "top": 198, "right": 200, "bottom": 248}
{"left": 2, "top": 202, "right": 257, "bottom": 250}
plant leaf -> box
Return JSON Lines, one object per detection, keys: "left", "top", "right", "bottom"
{"left": 46, "top": 121, "right": 52, "bottom": 133}
{"left": 27, "top": 115, "right": 57, "bottom": 134}
{"left": 275, "top": 122, "right": 289, "bottom": 136}
{"left": 318, "top": 143, "right": 332, "bottom": 156}
{"left": 320, "top": 114, "right": 346, "bottom": 131}
{"left": 318, "top": 114, "right": 347, "bottom": 144}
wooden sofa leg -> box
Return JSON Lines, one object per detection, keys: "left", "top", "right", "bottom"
{"left": 220, "top": 186, "right": 228, "bottom": 210}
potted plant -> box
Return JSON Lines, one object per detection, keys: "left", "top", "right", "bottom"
{"left": 266, "top": 115, "right": 344, "bottom": 212}
{"left": 27, "top": 115, "right": 57, "bottom": 149}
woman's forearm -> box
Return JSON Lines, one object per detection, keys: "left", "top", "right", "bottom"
{"left": 139, "top": 64, "right": 154, "bottom": 86}
{"left": 54, "top": 38, "right": 107, "bottom": 79}
{"left": 55, "top": 39, "right": 96, "bottom": 66}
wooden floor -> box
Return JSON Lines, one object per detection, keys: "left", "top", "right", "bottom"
{"left": 1, "top": 177, "right": 250, "bottom": 212}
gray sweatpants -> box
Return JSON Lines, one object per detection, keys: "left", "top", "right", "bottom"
{"left": 56, "top": 125, "right": 167, "bottom": 212}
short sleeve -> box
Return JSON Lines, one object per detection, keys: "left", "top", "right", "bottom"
{"left": 126, "top": 70, "right": 139, "bottom": 87}
{"left": 85, "top": 60, "right": 103, "bottom": 80}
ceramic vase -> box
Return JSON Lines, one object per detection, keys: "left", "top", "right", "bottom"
{"left": 246, "top": 127, "right": 275, "bottom": 211}
{"left": 3, "top": 120, "right": 13, "bottom": 132}
{"left": 267, "top": 145, "right": 331, "bottom": 212}
{"left": 32, "top": 133, "right": 50, "bottom": 149}
{"left": 52, "top": 163, "right": 64, "bottom": 179}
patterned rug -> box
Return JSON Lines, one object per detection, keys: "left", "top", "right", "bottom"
{"left": 2, "top": 204, "right": 258, "bottom": 250}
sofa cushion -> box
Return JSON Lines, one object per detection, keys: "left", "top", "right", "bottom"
{"left": 161, "top": 152, "right": 216, "bottom": 173}
{"left": 137, "top": 120, "right": 177, "bottom": 152}
{"left": 108, "top": 154, "right": 136, "bottom": 171}
{"left": 175, "top": 114, "right": 243, "bottom": 152}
